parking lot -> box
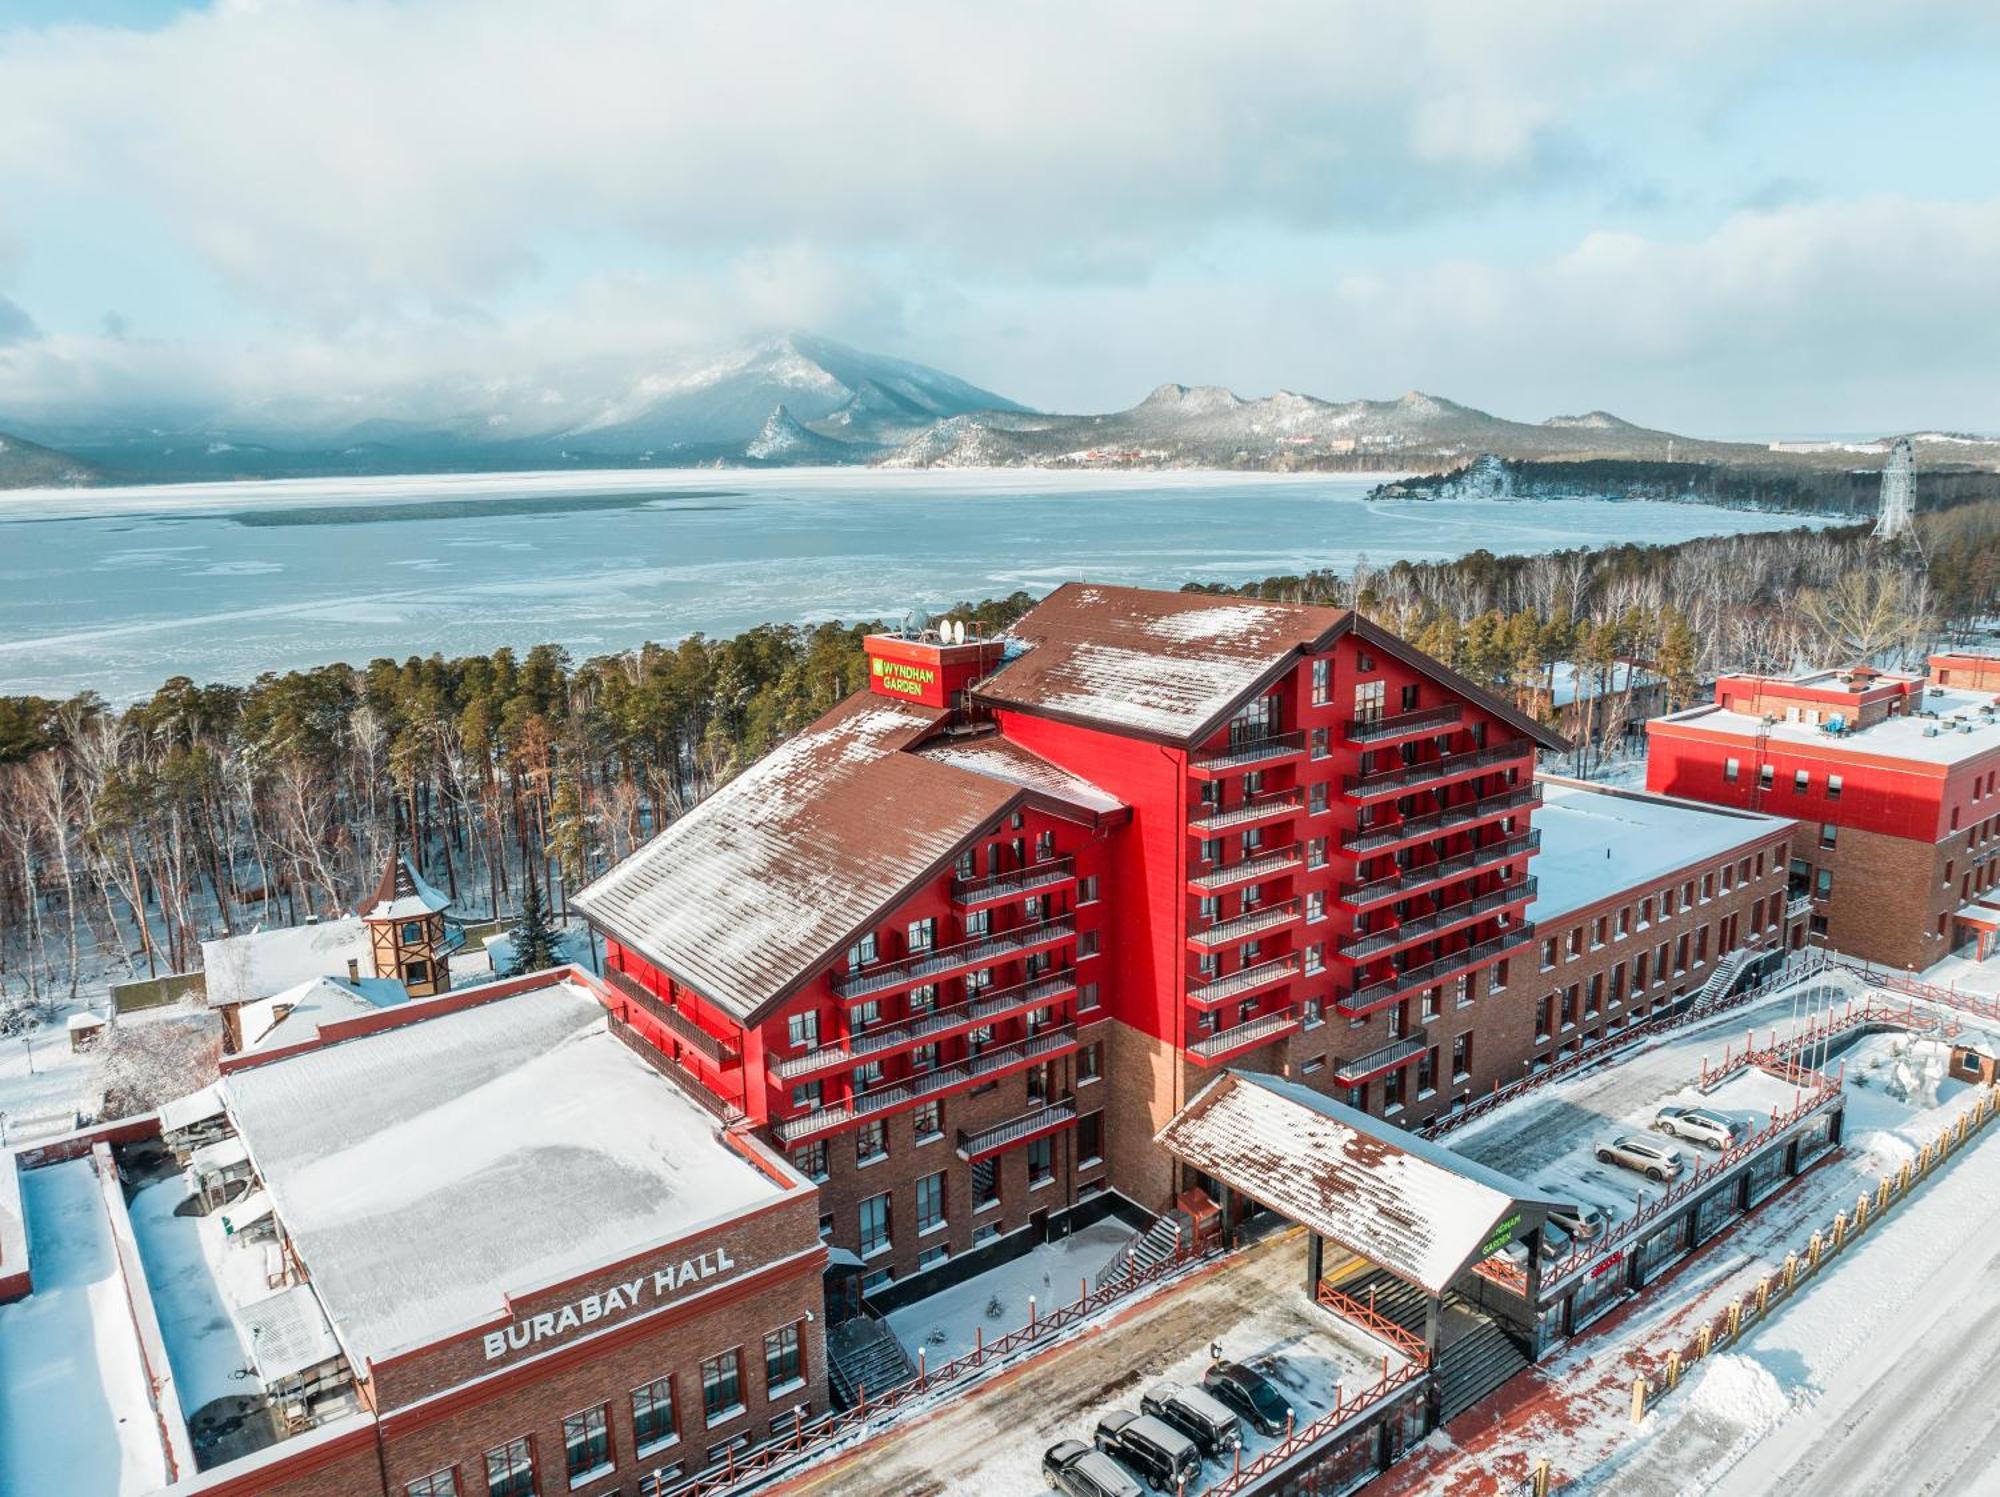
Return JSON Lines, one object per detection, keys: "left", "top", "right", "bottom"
{"left": 785, "top": 1228, "right": 1407, "bottom": 1497}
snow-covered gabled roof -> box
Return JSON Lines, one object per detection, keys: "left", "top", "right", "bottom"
{"left": 913, "top": 735, "right": 1128, "bottom": 818}
{"left": 357, "top": 853, "right": 451, "bottom": 922}
{"left": 240, "top": 974, "right": 410, "bottom": 1053}
{"left": 201, "top": 917, "right": 372, "bottom": 1008}
{"left": 1156, "top": 1071, "right": 1562, "bottom": 1295}
{"left": 572, "top": 694, "right": 1024, "bottom": 1023}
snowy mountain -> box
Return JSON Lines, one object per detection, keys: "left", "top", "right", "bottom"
{"left": 743, "top": 403, "right": 858, "bottom": 464}
{"left": 0, "top": 429, "right": 99, "bottom": 489}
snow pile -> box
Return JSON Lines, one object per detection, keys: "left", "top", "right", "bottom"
{"left": 1683, "top": 1352, "right": 1791, "bottom": 1431}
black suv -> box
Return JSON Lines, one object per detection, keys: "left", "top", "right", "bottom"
{"left": 1093, "top": 1410, "right": 1202, "bottom": 1493}
{"left": 1202, "top": 1360, "right": 1293, "bottom": 1438}
{"left": 1044, "top": 1439, "right": 1145, "bottom": 1497}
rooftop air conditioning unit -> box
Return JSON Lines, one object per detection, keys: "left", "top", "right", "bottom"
{"left": 1924, "top": 725, "right": 1941, "bottom": 737}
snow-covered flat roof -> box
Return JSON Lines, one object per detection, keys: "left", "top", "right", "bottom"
{"left": 201, "top": 917, "right": 372, "bottom": 1008}
{"left": 1658, "top": 685, "right": 2000, "bottom": 767}
{"left": 1528, "top": 779, "right": 1792, "bottom": 926}
{"left": 221, "top": 979, "right": 787, "bottom": 1367}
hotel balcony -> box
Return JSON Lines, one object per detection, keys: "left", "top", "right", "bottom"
{"left": 1186, "top": 897, "right": 1302, "bottom": 951}
{"left": 832, "top": 915, "right": 1075, "bottom": 1001}
{"left": 956, "top": 1096, "right": 1078, "bottom": 1162}
{"left": 1337, "top": 878, "right": 1538, "bottom": 963}
{"left": 1335, "top": 926, "right": 1535, "bottom": 1018}
{"left": 1332, "top": 1034, "right": 1427, "bottom": 1087}
{"left": 775, "top": 1025, "right": 1078, "bottom": 1144}
{"left": 1187, "top": 843, "right": 1302, "bottom": 894}
{"left": 604, "top": 968, "right": 739, "bottom": 1066}
{"left": 1342, "top": 738, "right": 1536, "bottom": 803}
{"left": 952, "top": 855, "right": 1077, "bottom": 910}
{"left": 1339, "top": 831, "right": 1540, "bottom": 911}
{"left": 1344, "top": 702, "right": 1463, "bottom": 746}
{"left": 1187, "top": 953, "right": 1301, "bottom": 1008}
{"left": 1341, "top": 782, "right": 1542, "bottom": 856}
{"left": 771, "top": 971, "right": 1076, "bottom": 1083}
{"left": 1189, "top": 730, "right": 1306, "bottom": 779}
{"left": 1188, "top": 787, "right": 1304, "bottom": 836}
{"left": 1186, "top": 1006, "right": 1302, "bottom": 1066}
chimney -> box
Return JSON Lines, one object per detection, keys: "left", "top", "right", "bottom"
{"left": 346, "top": 958, "right": 360, "bottom": 982}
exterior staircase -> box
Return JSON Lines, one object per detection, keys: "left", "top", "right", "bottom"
{"left": 824, "top": 1316, "right": 917, "bottom": 1409}
{"left": 1434, "top": 1319, "right": 1532, "bottom": 1423}
{"left": 1692, "top": 943, "right": 1762, "bottom": 1007}
{"left": 1339, "top": 1269, "right": 1428, "bottom": 1336}
{"left": 1091, "top": 1210, "right": 1190, "bottom": 1294}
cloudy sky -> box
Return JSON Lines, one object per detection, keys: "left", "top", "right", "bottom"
{"left": 0, "top": 0, "right": 1996, "bottom": 436}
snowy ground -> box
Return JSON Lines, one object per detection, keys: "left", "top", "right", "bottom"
{"left": 0, "top": 1021, "right": 106, "bottom": 1145}
{"left": 0, "top": 1159, "right": 169, "bottom": 1497}
{"left": 882, "top": 1217, "right": 1134, "bottom": 1367}
{"left": 1383, "top": 978, "right": 1997, "bottom": 1496}
{"left": 127, "top": 1175, "right": 265, "bottom": 1419}
{"left": 797, "top": 1229, "right": 1405, "bottom": 1497}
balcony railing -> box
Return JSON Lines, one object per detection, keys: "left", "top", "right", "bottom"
{"left": 1188, "top": 844, "right": 1302, "bottom": 894}
{"left": 1338, "top": 878, "right": 1538, "bottom": 962}
{"left": 1342, "top": 782, "right": 1542, "bottom": 855}
{"left": 772, "top": 972, "right": 1076, "bottom": 1082}
{"left": 1187, "top": 953, "right": 1301, "bottom": 1007}
{"left": 1344, "top": 703, "right": 1463, "bottom": 744}
{"left": 1189, "top": 788, "right": 1303, "bottom": 835}
{"left": 1191, "top": 730, "right": 1306, "bottom": 774}
{"left": 608, "top": 1015, "right": 745, "bottom": 1124}
{"left": 1333, "top": 1034, "right": 1427, "bottom": 1086}
{"left": 775, "top": 1026, "right": 1077, "bottom": 1144}
{"left": 1187, "top": 1006, "right": 1301, "bottom": 1064}
{"left": 1187, "top": 898, "right": 1301, "bottom": 950}
{"left": 604, "top": 968, "right": 738, "bottom": 1066}
{"left": 952, "top": 855, "right": 1076, "bottom": 909}
{"left": 1343, "top": 738, "right": 1535, "bottom": 800}
{"left": 1337, "top": 926, "right": 1535, "bottom": 1017}
{"left": 832, "top": 915, "right": 1075, "bottom": 1000}
{"left": 1787, "top": 894, "right": 1814, "bottom": 920}
{"left": 1340, "top": 831, "right": 1541, "bottom": 910}
{"left": 957, "top": 1097, "right": 1078, "bottom": 1161}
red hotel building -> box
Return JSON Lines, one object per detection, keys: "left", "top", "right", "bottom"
{"left": 575, "top": 584, "right": 1577, "bottom": 1281}
{"left": 1648, "top": 659, "right": 2000, "bottom": 969}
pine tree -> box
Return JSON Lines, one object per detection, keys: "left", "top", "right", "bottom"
{"left": 508, "top": 868, "right": 562, "bottom": 976}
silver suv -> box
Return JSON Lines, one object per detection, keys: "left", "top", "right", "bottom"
{"left": 1655, "top": 1105, "right": 1742, "bottom": 1150}
{"left": 1594, "top": 1134, "right": 1685, "bottom": 1182}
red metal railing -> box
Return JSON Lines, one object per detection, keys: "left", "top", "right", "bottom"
{"left": 1195, "top": 1360, "right": 1429, "bottom": 1497}
{"left": 1314, "top": 1281, "right": 1429, "bottom": 1366}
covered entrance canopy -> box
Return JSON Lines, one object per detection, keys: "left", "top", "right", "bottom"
{"left": 1156, "top": 1071, "right": 1568, "bottom": 1297}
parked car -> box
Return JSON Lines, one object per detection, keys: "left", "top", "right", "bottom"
{"left": 1141, "top": 1382, "right": 1242, "bottom": 1457}
{"left": 1093, "top": 1410, "right": 1203, "bottom": 1493}
{"left": 1045, "top": 1439, "right": 1146, "bottom": 1497}
{"left": 1545, "top": 1200, "right": 1611, "bottom": 1241}
{"left": 1595, "top": 1135, "right": 1686, "bottom": 1182}
{"left": 1655, "top": 1105, "right": 1743, "bottom": 1151}
{"left": 1203, "top": 1360, "right": 1293, "bottom": 1438}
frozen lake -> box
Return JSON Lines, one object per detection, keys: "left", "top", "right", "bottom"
{"left": 0, "top": 468, "right": 1831, "bottom": 701}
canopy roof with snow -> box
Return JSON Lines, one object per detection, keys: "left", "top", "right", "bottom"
{"left": 221, "top": 977, "right": 791, "bottom": 1368}
{"left": 1156, "top": 1071, "right": 1565, "bottom": 1295}
{"left": 976, "top": 582, "right": 1564, "bottom": 749}
{"left": 572, "top": 694, "right": 1123, "bottom": 1023}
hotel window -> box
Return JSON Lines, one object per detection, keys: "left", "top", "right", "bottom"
{"left": 406, "top": 1472, "right": 458, "bottom": 1497}
{"left": 916, "top": 1171, "right": 947, "bottom": 1234}
{"left": 972, "top": 1157, "right": 999, "bottom": 1210}
{"left": 1307, "top": 837, "right": 1328, "bottom": 869}
{"left": 1827, "top": 775, "right": 1843, "bottom": 801}
{"left": 1078, "top": 875, "right": 1099, "bottom": 903}
{"left": 858, "top": 1192, "right": 892, "bottom": 1256}
{"left": 1199, "top": 837, "right": 1223, "bottom": 864}
{"left": 956, "top": 848, "right": 978, "bottom": 879}
{"left": 1079, "top": 1041, "right": 1103, "bottom": 1082}
{"left": 1634, "top": 951, "right": 1650, "bottom": 989}
{"left": 563, "top": 1405, "right": 612, "bottom": 1485}
{"left": 764, "top": 1324, "right": 804, "bottom": 1392}
{"left": 1592, "top": 916, "right": 1607, "bottom": 948}
{"left": 1303, "top": 995, "right": 1324, "bottom": 1026}
{"left": 1724, "top": 757, "right": 1740, "bottom": 782}
{"left": 1417, "top": 1046, "right": 1437, "bottom": 1095}
{"left": 1536, "top": 994, "right": 1553, "bottom": 1040}
{"left": 1078, "top": 931, "right": 1101, "bottom": 959}
{"left": 963, "top": 908, "right": 990, "bottom": 938}
{"left": 483, "top": 1439, "right": 535, "bottom": 1497}
{"left": 909, "top": 1042, "right": 938, "bottom": 1074}
{"left": 1311, "top": 727, "right": 1329, "bottom": 759}
{"left": 1309, "top": 782, "right": 1330, "bottom": 815}
{"left": 1078, "top": 980, "right": 1101, "bottom": 1013}
{"left": 1027, "top": 1136, "right": 1055, "bottom": 1186}
{"left": 1640, "top": 897, "right": 1654, "bottom": 927}
{"left": 1401, "top": 683, "right": 1421, "bottom": 711}
{"left": 1661, "top": 888, "right": 1676, "bottom": 918}
{"left": 1312, "top": 657, "right": 1332, "bottom": 705}
{"left": 1354, "top": 678, "right": 1385, "bottom": 722}
{"left": 850, "top": 999, "right": 880, "bottom": 1035}
{"left": 1820, "top": 822, "right": 1837, "bottom": 849}
{"left": 1540, "top": 938, "right": 1557, "bottom": 971}
{"left": 846, "top": 933, "right": 877, "bottom": 971}
{"left": 913, "top": 1099, "right": 942, "bottom": 1139}
{"left": 1794, "top": 770, "right": 1810, "bottom": 794}
{"left": 1421, "top": 988, "right": 1440, "bottom": 1022}
{"left": 907, "top": 917, "right": 935, "bottom": 953}
{"left": 856, "top": 1120, "right": 886, "bottom": 1165}
{"left": 790, "top": 1140, "right": 828, "bottom": 1182}
{"left": 1759, "top": 764, "right": 1775, "bottom": 790}
{"left": 1701, "top": 872, "right": 1714, "bottom": 901}
{"left": 787, "top": 1010, "right": 820, "bottom": 1052}
{"left": 1451, "top": 1032, "right": 1473, "bottom": 1082}
{"left": 701, "top": 1350, "right": 744, "bottom": 1426}
{"left": 918, "top": 1243, "right": 950, "bottom": 1271}
{"left": 853, "top": 1060, "right": 884, "bottom": 1091}
{"left": 1078, "top": 1111, "right": 1104, "bottom": 1165}
{"left": 965, "top": 966, "right": 992, "bottom": 995}
{"left": 907, "top": 983, "right": 937, "bottom": 1014}
{"left": 1306, "top": 890, "right": 1325, "bottom": 923}
{"left": 790, "top": 1081, "right": 822, "bottom": 1113}
{"left": 1244, "top": 770, "right": 1265, "bottom": 796}
{"left": 1816, "top": 868, "right": 1834, "bottom": 899}
{"left": 1304, "top": 942, "right": 1324, "bottom": 974}
{"left": 1196, "top": 951, "right": 1220, "bottom": 980}
{"left": 1567, "top": 927, "right": 1583, "bottom": 958}
{"left": 1383, "top": 1068, "right": 1407, "bottom": 1111}
{"left": 1616, "top": 907, "right": 1631, "bottom": 938}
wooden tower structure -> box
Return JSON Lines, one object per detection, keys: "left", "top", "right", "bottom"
{"left": 359, "top": 851, "right": 453, "bottom": 997}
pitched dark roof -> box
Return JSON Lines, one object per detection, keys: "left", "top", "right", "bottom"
{"left": 357, "top": 852, "right": 451, "bottom": 921}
